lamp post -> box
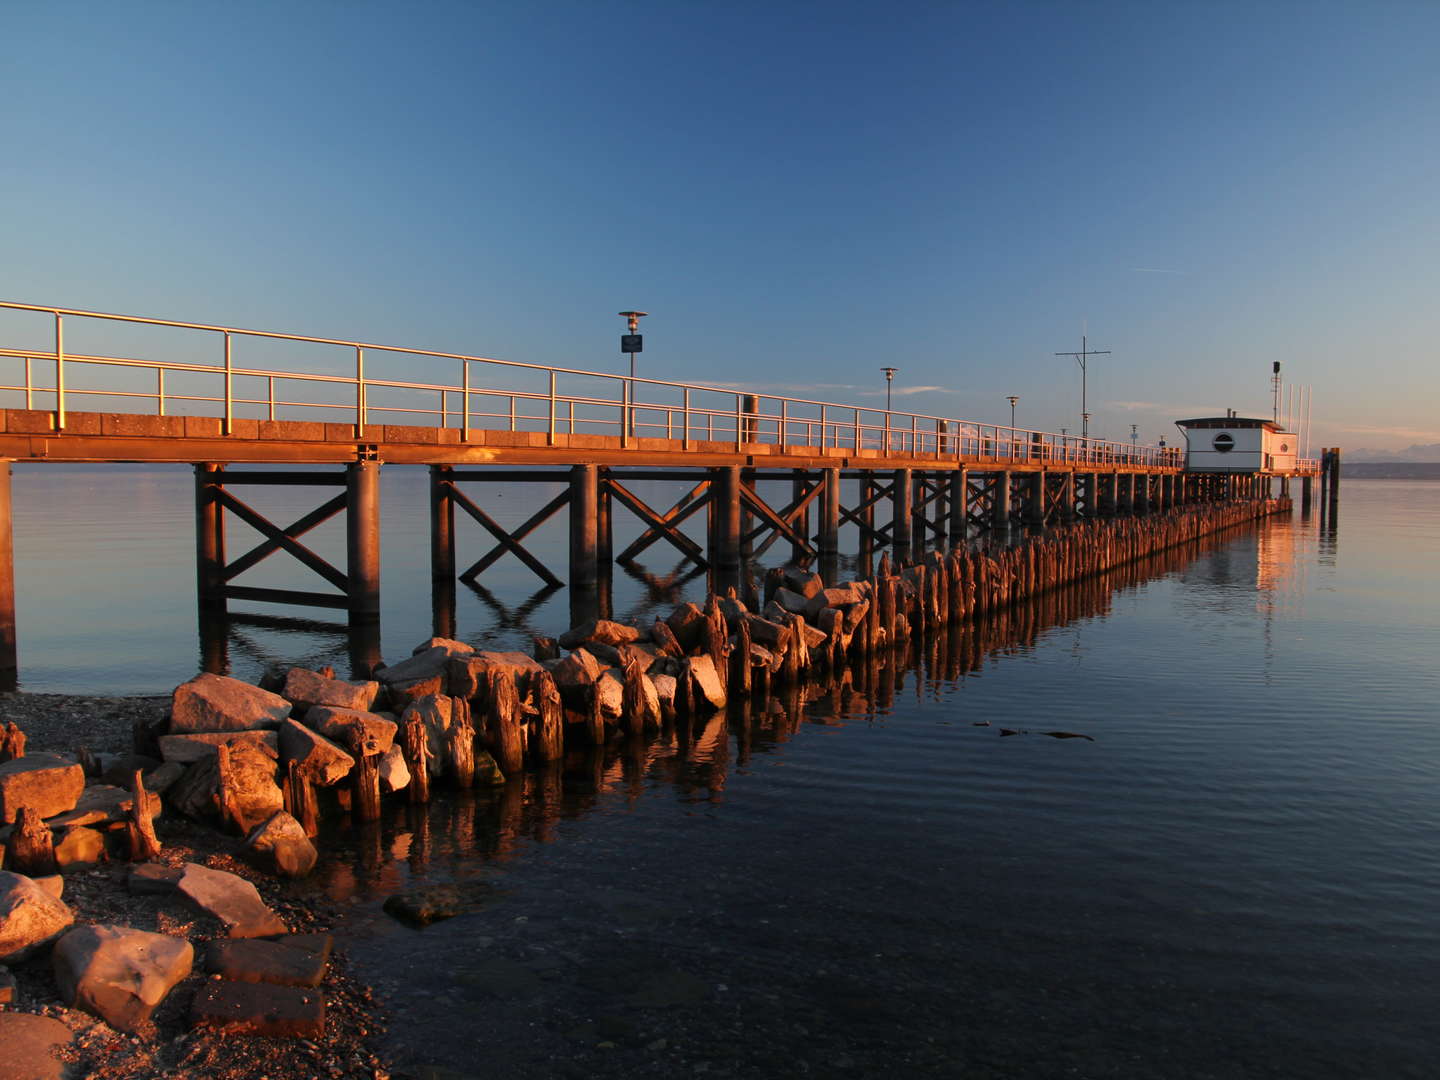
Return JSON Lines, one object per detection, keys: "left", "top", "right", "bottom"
{"left": 1054, "top": 335, "right": 1110, "bottom": 440}
{"left": 618, "top": 311, "right": 647, "bottom": 435}
{"left": 1006, "top": 395, "right": 1018, "bottom": 429}
{"left": 881, "top": 367, "right": 898, "bottom": 412}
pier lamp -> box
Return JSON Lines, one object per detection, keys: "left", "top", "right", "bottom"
{"left": 618, "top": 311, "right": 647, "bottom": 434}
{"left": 881, "top": 367, "right": 898, "bottom": 412}
{"left": 1007, "top": 395, "right": 1018, "bottom": 429}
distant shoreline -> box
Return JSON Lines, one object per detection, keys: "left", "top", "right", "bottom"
{"left": 1338, "top": 463, "right": 1440, "bottom": 479}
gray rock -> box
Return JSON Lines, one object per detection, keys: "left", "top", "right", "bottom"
{"left": 449, "top": 651, "right": 544, "bottom": 699}
{"left": 98, "top": 754, "right": 161, "bottom": 789}
{"left": 282, "top": 667, "right": 379, "bottom": 711}
{"left": 177, "top": 863, "right": 287, "bottom": 938}
{"left": 205, "top": 933, "right": 331, "bottom": 987}
{"left": 686, "top": 655, "right": 728, "bottom": 710}
{"left": 651, "top": 674, "right": 678, "bottom": 710}
{"left": 772, "top": 587, "right": 811, "bottom": 614}
{"left": 158, "top": 730, "right": 279, "bottom": 764}
{"left": 46, "top": 783, "right": 161, "bottom": 828}
{"left": 169, "top": 673, "right": 292, "bottom": 734}
{"left": 52, "top": 923, "right": 193, "bottom": 1033}
{"left": 376, "top": 643, "right": 467, "bottom": 687}
{"left": 190, "top": 979, "right": 325, "bottom": 1038}
{"left": 304, "top": 707, "right": 396, "bottom": 756}
{"left": 167, "top": 742, "right": 282, "bottom": 827}
{"left": 378, "top": 744, "right": 410, "bottom": 793}
{"left": 558, "top": 619, "right": 642, "bottom": 650}
{"left": 278, "top": 719, "right": 354, "bottom": 785}
{"left": 241, "top": 811, "right": 317, "bottom": 878}
{"left": 0, "top": 1013, "right": 74, "bottom": 1080}
{"left": 666, "top": 603, "right": 706, "bottom": 651}
{"left": 144, "top": 760, "right": 185, "bottom": 794}
{"left": 399, "top": 694, "right": 457, "bottom": 775}
{"left": 595, "top": 669, "right": 625, "bottom": 718}
{"left": 32, "top": 875, "right": 62, "bottom": 900}
{"left": 552, "top": 648, "right": 605, "bottom": 708}
{"left": 128, "top": 863, "right": 182, "bottom": 895}
{"left": 0, "top": 754, "right": 85, "bottom": 824}
{"left": 782, "top": 567, "right": 825, "bottom": 599}
{"left": 742, "top": 613, "right": 791, "bottom": 651}
{"left": 805, "top": 583, "right": 866, "bottom": 620}
{"left": 0, "top": 870, "right": 74, "bottom": 963}
{"left": 411, "top": 636, "right": 474, "bottom": 657}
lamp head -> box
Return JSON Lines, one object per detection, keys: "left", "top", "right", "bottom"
{"left": 618, "top": 310, "right": 649, "bottom": 333}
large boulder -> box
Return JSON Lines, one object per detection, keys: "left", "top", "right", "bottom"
{"left": 281, "top": 668, "right": 379, "bottom": 712}
{"left": 277, "top": 719, "right": 354, "bottom": 785}
{"left": 167, "top": 742, "right": 282, "bottom": 827}
{"left": 176, "top": 863, "right": 286, "bottom": 938}
{"left": 304, "top": 707, "right": 396, "bottom": 757}
{"left": 558, "top": 619, "right": 643, "bottom": 650}
{"left": 375, "top": 643, "right": 468, "bottom": 689}
{"left": 772, "top": 587, "right": 811, "bottom": 615}
{"left": 666, "top": 603, "right": 706, "bottom": 651}
{"left": 205, "top": 934, "right": 331, "bottom": 987}
{"left": 551, "top": 648, "right": 605, "bottom": 709}
{"left": 241, "top": 812, "right": 317, "bottom": 878}
{"left": 378, "top": 745, "right": 410, "bottom": 793}
{"left": 157, "top": 730, "right": 279, "bottom": 765}
{"left": 685, "top": 655, "right": 727, "bottom": 710}
{"left": 170, "top": 673, "right": 292, "bottom": 734}
{"left": 0, "top": 870, "right": 74, "bottom": 963}
{"left": 805, "top": 584, "right": 866, "bottom": 621}
{"left": 448, "top": 652, "right": 543, "bottom": 699}
{"left": 52, "top": 924, "right": 193, "bottom": 1033}
{"left": 782, "top": 567, "right": 825, "bottom": 599}
{"left": 0, "top": 754, "right": 84, "bottom": 824}
{"left": 594, "top": 669, "right": 625, "bottom": 719}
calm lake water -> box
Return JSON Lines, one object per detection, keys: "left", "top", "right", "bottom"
{"left": 11, "top": 469, "right": 1440, "bottom": 1077}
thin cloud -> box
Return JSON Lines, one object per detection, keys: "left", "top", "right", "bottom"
{"left": 1131, "top": 267, "right": 1186, "bottom": 274}
{"left": 1332, "top": 422, "right": 1440, "bottom": 443}
{"left": 859, "top": 385, "right": 953, "bottom": 397}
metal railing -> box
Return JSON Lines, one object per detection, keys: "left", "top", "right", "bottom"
{"left": 0, "top": 300, "right": 1186, "bottom": 468}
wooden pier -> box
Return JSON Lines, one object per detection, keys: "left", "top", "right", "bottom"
{"left": 0, "top": 301, "right": 1327, "bottom": 687}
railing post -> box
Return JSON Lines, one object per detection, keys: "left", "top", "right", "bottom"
{"left": 733, "top": 395, "right": 743, "bottom": 452}
{"left": 23, "top": 356, "right": 32, "bottom": 411}
{"left": 883, "top": 411, "right": 891, "bottom": 457}
{"left": 853, "top": 407, "right": 860, "bottom": 452}
{"left": 682, "top": 387, "right": 691, "bottom": 450}
{"left": 157, "top": 368, "right": 166, "bottom": 416}
{"left": 509, "top": 394, "right": 517, "bottom": 433}
{"left": 780, "top": 398, "right": 788, "bottom": 447}
{"left": 355, "top": 346, "right": 366, "bottom": 438}
{"left": 547, "top": 370, "right": 556, "bottom": 445}
{"left": 54, "top": 313, "right": 65, "bottom": 430}
{"left": 622, "top": 379, "right": 632, "bottom": 449}
{"left": 267, "top": 376, "right": 275, "bottom": 422}
{"left": 463, "top": 360, "right": 472, "bottom": 441}
{"left": 223, "top": 331, "right": 233, "bottom": 435}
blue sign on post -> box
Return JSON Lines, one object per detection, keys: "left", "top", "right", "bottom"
{"left": 621, "top": 334, "right": 643, "bottom": 353}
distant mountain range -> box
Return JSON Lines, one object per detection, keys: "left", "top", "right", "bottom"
{"left": 1339, "top": 462, "right": 1440, "bottom": 479}
{"left": 1345, "top": 443, "right": 1440, "bottom": 463}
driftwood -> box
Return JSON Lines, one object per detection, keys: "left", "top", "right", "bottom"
{"left": 449, "top": 698, "right": 476, "bottom": 788}
{"left": 402, "top": 715, "right": 430, "bottom": 805}
{"left": 125, "top": 769, "right": 161, "bottom": 860}
{"left": 6, "top": 806, "right": 56, "bottom": 876}
{"left": 0, "top": 721, "right": 26, "bottom": 763}
{"left": 284, "top": 759, "right": 319, "bottom": 837}
{"left": 531, "top": 671, "right": 565, "bottom": 762}
{"left": 730, "top": 618, "right": 752, "bottom": 695}
{"left": 486, "top": 672, "right": 524, "bottom": 774}
{"left": 621, "top": 659, "right": 660, "bottom": 736}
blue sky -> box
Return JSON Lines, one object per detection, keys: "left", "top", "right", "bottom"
{"left": 4, "top": 1, "right": 1437, "bottom": 450}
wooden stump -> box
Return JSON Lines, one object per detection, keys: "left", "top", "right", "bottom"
{"left": 449, "top": 701, "right": 476, "bottom": 789}
{"left": 621, "top": 659, "right": 660, "bottom": 736}
{"left": 532, "top": 671, "right": 565, "bottom": 762}
{"left": 487, "top": 671, "right": 524, "bottom": 775}
{"left": 651, "top": 618, "right": 684, "bottom": 658}
{"left": 0, "top": 721, "right": 26, "bottom": 763}
{"left": 125, "top": 769, "right": 161, "bottom": 861}
{"left": 6, "top": 806, "right": 56, "bottom": 876}
{"left": 532, "top": 634, "right": 560, "bottom": 662}
{"left": 402, "top": 716, "right": 431, "bottom": 805}
{"left": 214, "top": 744, "right": 246, "bottom": 834}
{"left": 730, "top": 618, "right": 752, "bottom": 696}
{"left": 285, "top": 760, "right": 320, "bottom": 838}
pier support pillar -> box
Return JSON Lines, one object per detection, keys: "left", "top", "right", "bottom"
{"left": 345, "top": 461, "right": 382, "bottom": 626}
{"left": 819, "top": 467, "right": 840, "bottom": 576}
{"left": 1302, "top": 475, "right": 1313, "bottom": 510}
{"left": 1026, "top": 472, "right": 1046, "bottom": 527}
{"left": 569, "top": 464, "right": 599, "bottom": 591}
{"left": 993, "top": 471, "right": 1012, "bottom": 533}
{"left": 948, "top": 469, "right": 967, "bottom": 544}
{"left": 793, "top": 470, "right": 813, "bottom": 562}
{"left": 429, "top": 465, "right": 456, "bottom": 639}
{"left": 892, "top": 469, "right": 913, "bottom": 562}
{"left": 714, "top": 465, "right": 743, "bottom": 579}
{"left": 1135, "top": 474, "right": 1151, "bottom": 514}
{"left": 0, "top": 462, "right": 15, "bottom": 689}
{"left": 1059, "top": 472, "right": 1075, "bottom": 522}
{"left": 195, "top": 463, "right": 227, "bottom": 614}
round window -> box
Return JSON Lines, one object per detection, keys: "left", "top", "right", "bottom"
{"left": 1280, "top": 442, "right": 1290, "bottom": 453}
{"left": 1212, "top": 433, "right": 1235, "bottom": 453}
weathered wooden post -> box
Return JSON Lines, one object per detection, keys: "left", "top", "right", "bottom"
{"left": 892, "top": 469, "right": 913, "bottom": 562}
{"left": 569, "top": 464, "right": 598, "bottom": 590}
{"left": 346, "top": 459, "right": 381, "bottom": 625}
{"left": 1026, "top": 471, "right": 1046, "bottom": 527}
{"left": 948, "top": 468, "right": 967, "bottom": 544}
{"left": 713, "top": 465, "right": 743, "bottom": 590}
{"left": 819, "top": 467, "right": 840, "bottom": 564}
{"left": 993, "top": 470, "right": 1011, "bottom": 533}
{"left": 1059, "top": 471, "right": 1075, "bottom": 522}
{"left": 430, "top": 465, "right": 456, "bottom": 639}
{"left": 793, "top": 469, "right": 813, "bottom": 563}
{"left": 195, "top": 463, "right": 226, "bottom": 615}
{"left": 0, "top": 461, "right": 15, "bottom": 689}
{"left": 1327, "top": 447, "right": 1341, "bottom": 506}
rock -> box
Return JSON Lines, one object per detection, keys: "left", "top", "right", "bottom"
{"left": 190, "top": 979, "right": 325, "bottom": 1038}
{"left": 378, "top": 744, "right": 410, "bottom": 793}
{"left": 98, "top": 754, "right": 161, "bottom": 789}
{"left": 805, "top": 583, "right": 866, "bottom": 620}
{"left": 383, "top": 880, "right": 503, "bottom": 926}
{"left": 278, "top": 719, "right": 354, "bottom": 785}
{"left": 157, "top": 730, "right": 279, "bottom": 765}
{"left": 718, "top": 593, "right": 748, "bottom": 627}
{"left": 305, "top": 707, "right": 396, "bottom": 756}
{"left": 577, "top": 640, "right": 622, "bottom": 667}
{"left": 0, "top": 965, "right": 14, "bottom": 1004}
{"left": 128, "top": 863, "right": 182, "bottom": 895}
{"left": 52, "top": 924, "right": 193, "bottom": 1034}
{"left": 772, "top": 587, "right": 811, "bottom": 614}
{"left": 412, "top": 636, "right": 474, "bottom": 657}
{"left": 551, "top": 648, "right": 605, "bottom": 709}
{"left": 205, "top": 934, "right": 331, "bottom": 987}
{"left": 558, "top": 619, "right": 642, "bottom": 650}
{"left": 168, "top": 742, "right": 282, "bottom": 826}
{"left": 169, "top": 673, "right": 292, "bottom": 734}
{"left": 33, "top": 875, "right": 63, "bottom": 900}
{"left": 0, "top": 1013, "right": 74, "bottom": 1080}
{"left": 782, "top": 567, "right": 825, "bottom": 599}
{"left": 795, "top": 617, "right": 828, "bottom": 650}
{"left": 449, "top": 651, "right": 543, "bottom": 699}
{"left": 53, "top": 826, "right": 106, "bottom": 872}
{"left": 0, "top": 754, "right": 85, "bottom": 824}
{"left": 651, "top": 674, "right": 677, "bottom": 710}
{"left": 840, "top": 598, "right": 870, "bottom": 632}
{"left": 666, "top": 603, "right": 706, "bottom": 651}
{"left": 400, "top": 695, "right": 457, "bottom": 775}
{"left": 474, "top": 749, "right": 506, "bottom": 786}
{"left": 241, "top": 812, "right": 317, "bottom": 878}
{"left": 615, "top": 642, "right": 660, "bottom": 670}
{"left": 375, "top": 644, "right": 465, "bottom": 688}
{"left": 281, "top": 667, "right": 379, "bottom": 712}
{"left": 685, "top": 655, "right": 727, "bottom": 710}
{"left": 595, "top": 669, "right": 625, "bottom": 718}
{"left": 46, "top": 784, "right": 162, "bottom": 828}
{"left": 176, "top": 863, "right": 286, "bottom": 938}
{"left": 143, "top": 761, "right": 185, "bottom": 795}
{"left": 0, "top": 870, "right": 74, "bottom": 963}
{"left": 742, "top": 614, "right": 791, "bottom": 651}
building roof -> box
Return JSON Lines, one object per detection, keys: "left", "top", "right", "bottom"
{"left": 1174, "top": 416, "right": 1281, "bottom": 431}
